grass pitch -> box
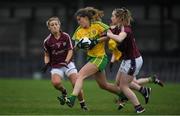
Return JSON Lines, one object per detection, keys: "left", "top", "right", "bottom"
{"left": 0, "top": 79, "right": 180, "bottom": 115}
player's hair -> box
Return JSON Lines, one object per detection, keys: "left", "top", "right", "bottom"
{"left": 84, "top": 7, "right": 104, "bottom": 21}
{"left": 46, "top": 16, "right": 61, "bottom": 27}
{"left": 75, "top": 7, "right": 104, "bottom": 22}
{"left": 113, "top": 7, "right": 133, "bottom": 26}
{"left": 75, "top": 8, "right": 92, "bottom": 20}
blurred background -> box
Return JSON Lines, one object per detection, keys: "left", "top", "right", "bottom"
{"left": 0, "top": 0, "right": 180, "bottom": 82}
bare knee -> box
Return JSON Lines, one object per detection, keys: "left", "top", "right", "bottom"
{"left": 51, "top": 74, "right": 62, "bottom": 89}
{"left": 52, "top": 79, "right": 60, "bottom": 86}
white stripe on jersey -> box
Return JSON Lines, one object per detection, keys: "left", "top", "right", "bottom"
{"left": 63, "top": 32, "right": 73, "bottom": 49}
{"left": 43, "top": 34, "right": 51, "bottom": 52}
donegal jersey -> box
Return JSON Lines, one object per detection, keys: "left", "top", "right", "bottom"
{"left": 72, "top": 21, "right": 109, "bottom": 57}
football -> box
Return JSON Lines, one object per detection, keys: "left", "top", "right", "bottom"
{"left": 81, "top": 37, "right": 91, "bottom": 45}
{"left": 77, "top": 37, "right": 92, "bottom": 49}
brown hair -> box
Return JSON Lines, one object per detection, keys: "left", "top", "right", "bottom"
{"left": 75, "top": 8, "right": 92, "bottom": 20}
{"left": 113, "top": 7, "right": 133, "bottom": 26}
{"left": 84, "top": 7, "right": 104, "bottom": 21}
{"left": 75, "top": 7, "right": 104, "bottom": 22}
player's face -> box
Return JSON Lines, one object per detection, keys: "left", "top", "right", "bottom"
{"left": 48, "top": 20, "right": 60, "bottom": 34}
{"left": 111, "top": 11, "right": 119, "bottom": 25}
{"left": 76, "top": 16, "right": 90, "bottom": 28}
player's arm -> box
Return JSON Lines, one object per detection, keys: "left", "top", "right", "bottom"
{"left": 107, "top": 29, "right": 127, "bottom": 43}
{"left": 42, "top": 40, "right": 51, "bottom": 73}
{"left": 65, "top": 49, "right": 73, "bottom": 64}
{"left": 98, "top": 36, "right": 109, "bottom": 42}
{"left": 65, "top": 34, "right": 74, "bottom": 64}
{"left": 44, "top": 51, "right": 50, "bottom": 64}
{"left": 41, "top": 51, "right": 50, "bottom": 73}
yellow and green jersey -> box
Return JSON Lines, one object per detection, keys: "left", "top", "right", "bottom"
{"left": 72, "top": 21, "right": 109, "bottom": 57}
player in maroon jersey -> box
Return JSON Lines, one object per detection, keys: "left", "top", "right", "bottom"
{"left": 42, "top": 17, "right": 88, "bottom": 111}
{"left": 109, "top": 25, "right": 163, "bottom": 87}
{"left": 109, "top": 24, "right": 163, "bottom": 110}
{"left": 107, "top": 8, "right": 147, "bottom": 113}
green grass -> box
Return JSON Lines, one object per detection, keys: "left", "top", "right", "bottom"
{"left": 0, "top": 79, "right": 180, "bottom": 115}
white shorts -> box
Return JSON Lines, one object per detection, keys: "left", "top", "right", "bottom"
{"left": 118, "top": 56, "right": 143, "bottom": 76}
{"left": 50, "top": 62, "right": 77, "bottom": 78}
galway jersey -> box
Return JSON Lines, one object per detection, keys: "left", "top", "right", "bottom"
{"left": 113, "top": 26, "right": 141, "bottom": 59}
{"left": 43, "top": 32, "right": 73, "bottom": 68}
{"left": 72, "top": 21, "right": 109, "bottom": 57}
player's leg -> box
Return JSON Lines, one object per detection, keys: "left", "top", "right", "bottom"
{"left": 116, "top": 78, "right": 151, "bottom": 110}
{"left": 95, "top": 70, "right": 120, "bottom": 94}
{"left": 95, "top": 71, "right": 129, "bottom": 110}
{"left": 66, "top": 62, "right": 98, "bottom": 107}
{"left": 118, "top": 57, "right": 145, "bottom": 113}
{"left": 68, "top": 73, "right": 89, "bottom": 111}
{"left": 92, "top": 55, "right": 121, "bottom": 94}
{"left": 66, "top": 62, "right": 89, "bottom": 111}
{"left": 130, "top": 81, "right": 151, "bottom": 104}
{"left": 114, "top": 72, "right": 128, "bottom": 110}
{"left": 135, "top": 74, "right": 164, "bottom": 87}
{"left": 119, "top": 72, "right": 145, "bottom": 113}
{"left": 50, "top": 68, "right": 67, "bottom": 105}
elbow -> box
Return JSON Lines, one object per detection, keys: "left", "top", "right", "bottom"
{"left": 116, "top": 38, "right": 121, "bottom": 43}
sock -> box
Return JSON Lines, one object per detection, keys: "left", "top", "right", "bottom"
{"left": 135, "top": 104, "right": 143, "bottom": 110}
{"left": 79, "top": 100, "right": 86, "bottom": 108}
{"left": 62, "top": 89, "right": 67, "bottom": 97}
{"left": 70, "top": 94, "right": 77, "bottom": 103}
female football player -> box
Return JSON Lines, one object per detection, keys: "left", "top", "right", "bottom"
{"left": 42, "top": 17, "right": 88, "bottom": 110}
{"left": 65, "top": 7, "right": 124, "bottom": 108}
{"left": 107, "top": 7, "right": 148, "bottom": 113}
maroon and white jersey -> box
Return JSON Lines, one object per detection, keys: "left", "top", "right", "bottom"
{"left": 111, "top": 26, "right": 141, "bottom": 60}
{"left": 43, "top": 32, "right": 73, "bottom": 68}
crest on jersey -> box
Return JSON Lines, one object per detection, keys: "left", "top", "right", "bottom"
{"left": 56, "top": 43, "right": 61, "bottom": 48}
{"left": 63, "top": 42, "right": 66, "bottom": 46}
{"left": 92, "top": 30, "right": 97, "bottom": 35}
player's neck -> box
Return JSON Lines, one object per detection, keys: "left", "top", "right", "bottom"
{"left": 53, "top": 32, "right": 61, "bottom": 40}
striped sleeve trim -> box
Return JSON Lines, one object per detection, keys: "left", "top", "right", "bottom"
{"left": 93, "top": 21, "right": 109, "bottom": 30}
{"left": 43, "top": 34, "right": 51, "bottom": 52}
{"left": 72, "top": 26, "right": 81, "bottom": 41}
{"left": 63, "top": 32, "right": 73, "bottom": 49}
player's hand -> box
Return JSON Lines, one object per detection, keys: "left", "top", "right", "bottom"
{"left": 89, "top": 39, "right": 99, "bottom": 49}
{"left": 41, "top": 62, "right": 50, "bottom": 73}
{"left": 100, "top": 31, "right": 107, "bottom": 37}
{"left": 77, "top": 39, "right": 83, "bottom": 48}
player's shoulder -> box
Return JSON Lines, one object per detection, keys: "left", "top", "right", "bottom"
{"left": 44, "top": 34, "right": 51, "bottom": 43}
{"left": 74, "top": 26, "right": 82, "bottom": 33}
{"left": 92, "top": 21, "right": 103, "bottom": 26}
{"left": 124, "top": 26, "right": 132, "bottom": 33}
{"left": 62, "top": 32, "right": 71, "bottom": 39}
{"left": 92, "top": 21, "right": 103, "bottom": 25}
{"left": 92, "top": 21, "right": 109, "bottom": 28}
{"left": 73, "top": 26, "right": 82, "bottom": 37}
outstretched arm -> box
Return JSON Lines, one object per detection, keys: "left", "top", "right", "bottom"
{"left": 107, "top": 29, "right": 127, "bottom": 43}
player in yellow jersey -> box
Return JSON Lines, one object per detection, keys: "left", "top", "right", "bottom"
{"left": 65, "top": 7, "right": 125, "bottom": 108}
